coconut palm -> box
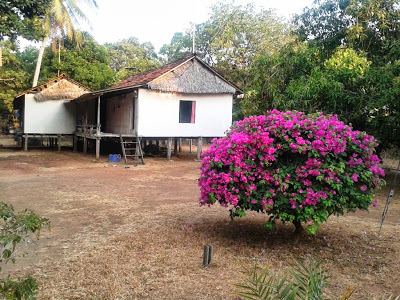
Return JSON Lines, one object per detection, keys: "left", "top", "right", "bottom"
{"left": 32, "top": 0, "right": 97, "bottom": 87}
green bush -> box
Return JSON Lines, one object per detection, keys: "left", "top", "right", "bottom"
{"left": 0, "top": 202, "right": 49, "bottom": 299}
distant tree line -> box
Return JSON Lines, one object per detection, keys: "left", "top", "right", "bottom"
{"left": 1, "top": 0, "right": 399, "bottom": 150}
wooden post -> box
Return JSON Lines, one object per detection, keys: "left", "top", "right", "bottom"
{"left": 178, "top": 138, "right": 182, "bottom": 153}
{"left": 57, "top": 135, "right": 61, "bottom": 152}
{"left": 85, "top": 101, "right": 88, "bottom": 126}
{"left": 83, "top": 136, "right": 87, "bottom": 155}
{"left": 95, "top": 138, "right": 100, "bottom": 159}
{"left": 174, "top": 138, "right": 178, "bottom": 156}
{"left": 73, "top": 136, "right": 77, "bottom": 152}
{"left": 96, "top": 96, "right": 101, "bottom": 135}
{"left": 167, "top": 137, "right": 172, "bottom": 160}
{"left": 189, "top": 139, "right": 192, "bottom": 153}
{"left": 197, "top": 137, "right": 202, "bottom": 160}
{"left": 24, "top": 135, "right": 28, "bottom": 151}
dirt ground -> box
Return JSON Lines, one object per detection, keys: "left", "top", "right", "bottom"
{"left": 0, "top": 137, "right": 399, "bottom": 299}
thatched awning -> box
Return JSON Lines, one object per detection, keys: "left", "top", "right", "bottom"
{"left": 34, "top": 79, "right": 89, "bottom": 102}
{"left": 15, "top": 73, "right": 91, "bottom": 101}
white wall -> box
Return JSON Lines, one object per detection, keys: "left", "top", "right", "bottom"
{"left": 105, "top": 92, "right": 136, "bottom": 134}
{"left": 137, "top": 89, "right": 233, "bottom": 137}
{"left": 24, "top": 94, "right": 76, "bottom": 134}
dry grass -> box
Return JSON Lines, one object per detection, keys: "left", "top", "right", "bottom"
{"left": 36, "top": 186, "right": 400, "bottom": 299}
{"left": 0, "top": 146, "right": 399, "bottom": 299}
{"left": 34, "top": 202, "right": 400, "bottom": 299}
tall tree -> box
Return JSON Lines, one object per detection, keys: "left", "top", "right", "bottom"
{"left": 0, "top": 0, "right": 50, "bottom": 43}
{"left": 32, "top": 0, "right": 97, "bottom": 87}
{"left": 40, "top": 35, "right": 115, "bottom": 90}
{"left": 105, "top": 37, "right": 161, "bottom": 82}
{"left": 0, "top": 41, "right": 27, "bottom": 117}
{"left": 160, "top": 1, "right": 292, "bottom": 88}
{"left": 243, "top": 0, "right": 400, "bottom": 150}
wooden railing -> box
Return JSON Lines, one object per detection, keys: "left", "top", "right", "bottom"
{"left": 76, "top": 124, "right": 101, "bottom": 136}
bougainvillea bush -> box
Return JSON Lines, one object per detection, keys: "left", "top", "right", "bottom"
{"left": 198, "top": 110, "right": 385, "bottom": 234}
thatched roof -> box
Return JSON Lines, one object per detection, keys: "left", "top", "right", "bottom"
{"left": 15, "top": 74, "right": 91, "bottom": 101}
{"left": 110, "top": 54, "right": 242, "bottom": 94}
{"left": 70, "top": 55, "right": 242, "bottom": 103}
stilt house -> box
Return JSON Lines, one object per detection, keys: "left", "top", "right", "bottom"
{"left": 13, "top": 74, "right": 91, "bottom": 150}
{"left": 70, "top": 54, "right": 242, "bottom": 160}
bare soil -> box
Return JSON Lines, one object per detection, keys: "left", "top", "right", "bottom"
{"left": 0, "top": 138, "right": 399, "bottom": 299}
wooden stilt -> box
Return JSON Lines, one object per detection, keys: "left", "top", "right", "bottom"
{"left": 95, "top": 138, "right": 100, "bottom": 159}
{"left": 174, "top": 138, "right": 178, "bottom": 156}
{"left": 167, "top": 137, "right": 172, "bottom": 160}
{"left": 57, "top": 135, "right": 61, "bottom": 152}
{"left": 83, "top": 136, "right": 87, "bottom": 155}
{"left": 189, "top": 139, "right": 192, "bottom": 153}
{"left": 178, "top": 138, "right": 182, "bottom": 153}
{"left": 197, "top": 137, "right": 203, "bottom": 160}
{"left": 73, "top": 136, "right": 77, "bottom": 152}
{"left": 24, "top": 135, "right": 28, "bottom": 151}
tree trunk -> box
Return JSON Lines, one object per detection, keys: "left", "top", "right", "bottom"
{"left": 57, "top": 38, "right": 61, "bottom": 76}
{"left": 293, "top": 220, "right": 305, "bottom": 235}
{"left": 32, "top": 35, "right": 49, "bottom": 87}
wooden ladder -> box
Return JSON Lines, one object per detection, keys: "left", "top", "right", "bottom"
{"left": 120, "top": 135, "right": 145, "bottom": 166}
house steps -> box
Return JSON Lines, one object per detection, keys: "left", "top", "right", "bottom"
{"left": 120, "top": 135, "right": 145, "bottom": 166}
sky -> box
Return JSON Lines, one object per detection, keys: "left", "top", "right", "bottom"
{"left": 82, "top": 0, "right": 313, "bottom": 51}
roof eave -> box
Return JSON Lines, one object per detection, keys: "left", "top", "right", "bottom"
{"left": 69, "top": 84, "right": 144, "bottom": 102}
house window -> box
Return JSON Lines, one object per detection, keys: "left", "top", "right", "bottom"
{"left": 179, "top": 100, "right": 196, "bottom": 123}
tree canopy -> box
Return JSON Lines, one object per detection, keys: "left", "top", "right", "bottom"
{"left": 242, "top": 0, "right": 400, "bottom": 150}
{"left": 0, "top": 0, "right": 50, "bottom": 42}
{"left": 105, "top": 37, "right": 161, "bottom": 82}
{"left": 0, "top": 41, "right": 27, "bottom": 117}
{"left": 39, "top": 35, "right": 115, "bottom": 90}
{"left": 160, "top": 2, "right": 292, "bottom": 88}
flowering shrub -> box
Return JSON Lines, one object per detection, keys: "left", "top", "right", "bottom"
{"left": 198, "top": 110, "right": 385, "bottom": 234}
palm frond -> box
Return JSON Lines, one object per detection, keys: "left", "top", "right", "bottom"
{"left": 234, "top": 262, "right": 297, "bottom": 300}
{"left": 290, "top": 257, "right": 328, "bottom": 300}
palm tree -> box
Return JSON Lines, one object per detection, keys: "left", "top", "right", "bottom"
{"left": 32, "top": 0, "right": 97, "bottom": 87}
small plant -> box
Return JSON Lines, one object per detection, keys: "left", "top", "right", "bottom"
{"left": 0, "top": 202, "right": 49, "bottom": 299}
{"left": 235, "top": 257, "right": 328, "bottom": 300}
{"left": 290, "top": 258, "right": 328, "bottom": 299}
{"left": 235, "top": 263, "right": 297, "bottom": 300}
{"left": 236, "top": 257, "right": 399, "bottom": 300}
{"left": 199, "top": 111, "right": 385, "bottom": 234}
{"left": 0, "top": 276, "right": 38, "bottom": 300}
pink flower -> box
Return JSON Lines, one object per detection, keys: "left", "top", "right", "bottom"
{"left": 360, "top": 185, "right": 367, "bottom": 192}
{"left": 351, "top": 173, "right": 358, "bottom": 182}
